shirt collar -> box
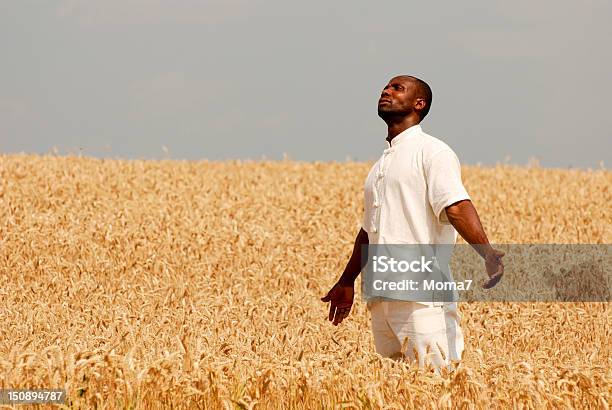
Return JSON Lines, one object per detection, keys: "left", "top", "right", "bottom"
{"left": 385, "top": 124, "right": 422, "bottom": 149}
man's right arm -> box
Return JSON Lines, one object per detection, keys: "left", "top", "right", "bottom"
{"left": 320, "top": 228, "right": 369, "bottom": 326}
{"left": 337, "top": 227, "right": 369, "bottom": 285}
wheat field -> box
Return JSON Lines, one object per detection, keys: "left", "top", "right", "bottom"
{"left": 0, "top": 154, "right": 610, "bottom": 409}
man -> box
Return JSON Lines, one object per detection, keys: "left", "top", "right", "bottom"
{"left": 321, "top": 75, "right": 504, "bottom": 367}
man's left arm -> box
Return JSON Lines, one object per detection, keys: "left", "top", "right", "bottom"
{"left": 445, "top": 199, "right": 505, "bottom": 289}
{"left": 425, "top": 148, "right": 504, "bottom": 288}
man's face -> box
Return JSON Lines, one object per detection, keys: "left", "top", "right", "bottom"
{"left": 377, "top": 76, "right": 418, "bottom": 119}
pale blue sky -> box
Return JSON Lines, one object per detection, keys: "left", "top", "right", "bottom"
{"left": 1, "top": 1, "right": 610, "bottom": 167}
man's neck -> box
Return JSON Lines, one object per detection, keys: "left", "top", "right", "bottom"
{"left": 386, "top": 118, "right": 421, "bottom": 144}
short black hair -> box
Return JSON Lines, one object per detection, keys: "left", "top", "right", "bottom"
{"left": 400, "top": 75, "right": 433, "bottom": 120}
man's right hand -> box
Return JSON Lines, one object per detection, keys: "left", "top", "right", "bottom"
{"left": 321, "top": 281, "right": 354, "bottom": 326}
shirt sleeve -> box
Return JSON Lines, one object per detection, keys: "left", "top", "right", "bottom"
{"left": 425, "top": 149, "right": 471, "bottom": 225}
{"left": 361, "top": 214, "right": 369, "bottom": 233}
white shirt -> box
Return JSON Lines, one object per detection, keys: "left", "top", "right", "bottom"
{"left": 362, "top": 124, "right": 470, "bottom": 307}
{"left": 362, "top": 124, "right": 470, "bottom": 245}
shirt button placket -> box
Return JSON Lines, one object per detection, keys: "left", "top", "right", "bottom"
{"left": 373, "top": 147, "right": 392, "bottom": 235}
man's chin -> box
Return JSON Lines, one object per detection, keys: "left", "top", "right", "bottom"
{"left": 378, "top": 107, "right": 410, "bottom": 119}
{"left": 378, "top": 108, "right": 398, "bottom": 119}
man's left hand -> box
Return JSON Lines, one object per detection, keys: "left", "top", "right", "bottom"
{"left": 483, "top": 249, "right": 505, "bottom": 289}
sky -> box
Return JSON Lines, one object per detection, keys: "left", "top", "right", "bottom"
{"left": 1, "top": 0, "right": 610, "bottom": 168}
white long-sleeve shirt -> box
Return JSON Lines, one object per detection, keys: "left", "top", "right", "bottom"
{"left": 362, "top": 124, "right": 471, "bottom": 245}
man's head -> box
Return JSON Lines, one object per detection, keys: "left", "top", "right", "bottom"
{"left": 377, "top": 75, "right": 433, "bottom": 123}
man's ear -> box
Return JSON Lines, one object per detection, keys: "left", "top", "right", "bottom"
{"left": 414, "top": 98, "right": 427, "bottom": 112}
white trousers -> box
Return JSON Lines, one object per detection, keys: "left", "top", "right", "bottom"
{"left": 368, "top": 300, "right": 464, "bottom": 369}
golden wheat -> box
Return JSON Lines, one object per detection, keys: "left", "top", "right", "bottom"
{"left": 0, "top": 154, "right": 610, "bottom": 409}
